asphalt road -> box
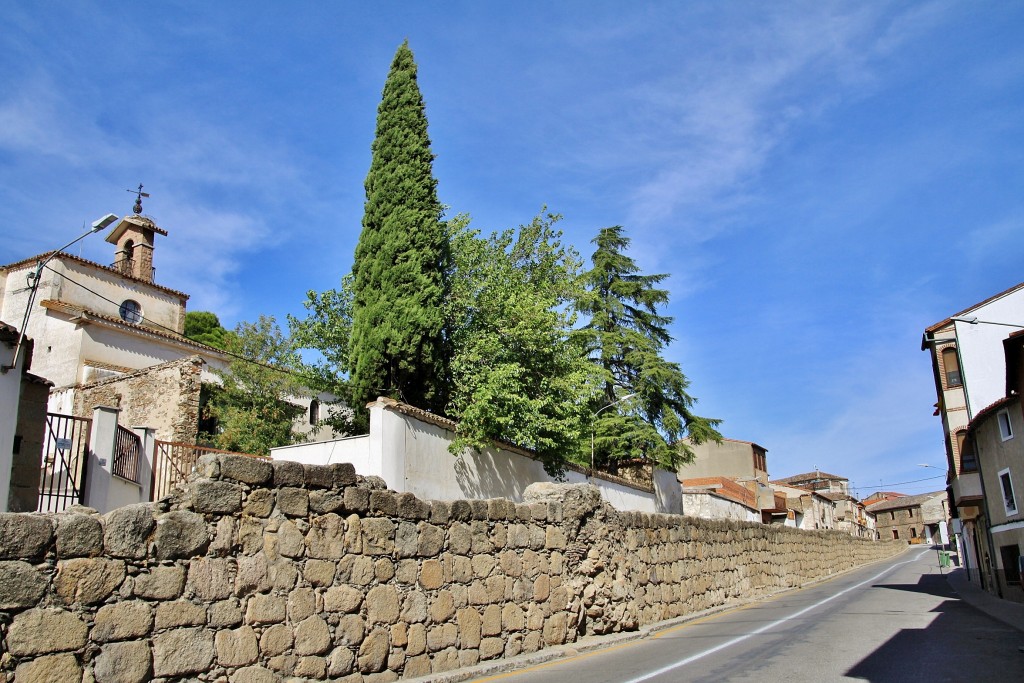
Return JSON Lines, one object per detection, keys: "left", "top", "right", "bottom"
{"left": 470, "top": 549, "right": 1024, "bottom": 683}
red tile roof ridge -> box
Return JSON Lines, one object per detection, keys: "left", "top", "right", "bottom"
{"left": 772, "top": 470, "right": 848, "bottom": 483}
{"left": 39, "top": 300, "right": 226, "bottom": 357}
{"left": 968, "top": 395, "right": 1020, "bottom": 435}
{"left": 1, "top": 251, "right": 189, "bottom": 300}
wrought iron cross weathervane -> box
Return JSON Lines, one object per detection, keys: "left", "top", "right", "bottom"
{"left": 126, "top": 183, "right": 150, "bottom": 215}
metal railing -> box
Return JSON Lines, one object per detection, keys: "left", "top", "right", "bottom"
{"left": 112, "top": 425, "right": 142, "bottom": 483}
{"left": 39, "top": 413, "right": 91, "bottom": 512}
{"left": 151, "top": 441, "right": 266, "bottom": 501}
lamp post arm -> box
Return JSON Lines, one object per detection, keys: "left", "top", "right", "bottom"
{"left": 951, "top": 316, "right": 1024, "bottom": 329}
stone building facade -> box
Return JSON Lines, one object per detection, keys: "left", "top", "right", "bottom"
{"left": 0, "top": 454, "right": 901, "bottom": 682}
{"left": 867, "top": 492, "right": 947, "bottom": 544}
{"left": 66, "top": 355, "right": 204, "bottom": 444}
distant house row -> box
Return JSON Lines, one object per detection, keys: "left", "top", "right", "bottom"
{"left": 676, "top": 437, "right": 947, "bottom": 542}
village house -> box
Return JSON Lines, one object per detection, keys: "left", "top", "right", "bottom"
{"left": 866, "top": 492, "right": 947, "bottom": 545}
{"left": 676, "top": 437, "right": 786, "bottom": 523}
{"left": 770, "top": 481, "right": 838, "bottom": 531}
{"left": 678, "top": 476, "right": 763, "bottom": 523}
{"left": 821, "top": 491, "right": 877, "bottom": 539}
{"left": 863, "top": 491, "right": 908, "bottom": 505}
{"left": 772, "top": 469, "right": 850, "bottom": 495}
{"left": 921, "top": 280, "right": 1024, "bottom": 586}
{"left": 958, "top": 330, "right": 1024, "bottom": 602}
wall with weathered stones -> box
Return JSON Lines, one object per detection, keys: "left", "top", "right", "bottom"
{"left": 0, "top": 454, "right": 902, "bottom": 682}
{"left": 69, "top": 355, "right": 203, "bottom": 443}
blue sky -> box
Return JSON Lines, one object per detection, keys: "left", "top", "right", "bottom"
{"left": 2, "top": 1, "right": 1022, "bottom": 497}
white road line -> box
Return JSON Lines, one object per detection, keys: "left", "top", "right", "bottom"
{"left": 622, "top": 550, "right": 931, "bottom": 683}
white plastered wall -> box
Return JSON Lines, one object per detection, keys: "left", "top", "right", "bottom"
{"left": 272, "top": 400, "right": 683, "bottom": 515}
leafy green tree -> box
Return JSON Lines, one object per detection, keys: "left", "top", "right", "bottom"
{"left": 288, "top": 274, "right": 356, "bottom": 434}
{"left": 202, "top": 315, "right": 307, "bottom": 455}
{"left": 184, "top": 311, "right": 232, "bottom": 350}
{"left": 349, "top": 40, "right": 449, "bottom": 427}
{"left": 582, "top": 226, "right": 721, "bottom": 468}
{"left": 446, "top": 213, "right": 599, "bottom": 474}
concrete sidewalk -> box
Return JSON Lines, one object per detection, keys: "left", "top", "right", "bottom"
{"left": 946, "top": 568, "right": 1024, "bottom": 633}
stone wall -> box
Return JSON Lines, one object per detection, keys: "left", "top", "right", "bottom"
{"left": 71, "top": 355, "right": 203, "bottom": 443}
{"left": 0, "top": 454, "right": 902, "bottom": 682}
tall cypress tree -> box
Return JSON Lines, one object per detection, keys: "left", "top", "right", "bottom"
{"left": 582, "top": 226, "right": 721, "bottom": 468}
{"left": 349, "top": 41, "right": 449, "bottom": 424}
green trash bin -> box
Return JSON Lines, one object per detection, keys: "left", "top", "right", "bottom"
{"left": 939, "top": 551, "right": 950, "bottom": 568}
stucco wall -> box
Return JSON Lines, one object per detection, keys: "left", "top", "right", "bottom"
{"left": 680, "top": 490, "right": 760, "bottom": 523}
{"left": 678, "top": 439, "right": 763, "bottom": 483}
{"left": 973, "top": 398, "right": 1024, "bottom": 599}
{"left": 0, "top": 453, "right": 902, "bottom": 682}
{"left": 53, "top": 258, "right": 186, "bottom": 335}
{"left": 951, "top": 288, "right": 1024, "bottom": 417}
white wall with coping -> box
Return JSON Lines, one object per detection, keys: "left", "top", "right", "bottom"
{"left": 272, "top": 398, "right": 683, "bottom": 515}
{"left": 83, "top": 406, "right": 141, "bottom": 512}
{"left": 271, "top": 435, "right": 373, "bottom": 472}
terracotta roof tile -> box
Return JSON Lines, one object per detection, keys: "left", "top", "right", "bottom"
{"left": 865, "top": 491, "right": 945, "bottom": 512}
{"left": 1, "top": 251, "right": 189, "bottom": 300}
{"left": 40, "top": 300, "right": 226, "bottom": 358}
{"left": 772, "top": 470, "right": 848, "bottom": 484}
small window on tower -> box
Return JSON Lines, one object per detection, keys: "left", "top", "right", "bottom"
{"left": 119, "top": 299, "right": 143, "bottom": 324}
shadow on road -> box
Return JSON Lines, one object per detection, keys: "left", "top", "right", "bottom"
{"left": 870, "top": 572, "right": 957, "bottom": 600}
{"left": 845, "top": 574, "right": 1021, "bottom": 682}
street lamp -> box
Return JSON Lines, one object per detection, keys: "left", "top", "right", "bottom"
{"left": 591, "top": 392, "right": 638, "bottom": 474}
{"left": 1, "top": 214, "right": 120, "bottom": 374}
{"left": 950, "top": 316, "right": 1024, "bottom": 329}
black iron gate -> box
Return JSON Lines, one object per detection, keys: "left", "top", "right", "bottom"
{"left": 38, "top": 413, "right": 91, "bottom": 512}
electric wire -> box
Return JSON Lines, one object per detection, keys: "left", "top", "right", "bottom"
{"left": 39, "top": 263, "right": 320, "bottom": 381}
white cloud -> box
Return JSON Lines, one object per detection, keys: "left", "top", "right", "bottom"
{"left": 0, "top": 71, "right": 314, "bottom": 317}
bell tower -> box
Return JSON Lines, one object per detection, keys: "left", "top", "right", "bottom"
{"left": 105, "top": 184, "right": 167, "bottom": 283}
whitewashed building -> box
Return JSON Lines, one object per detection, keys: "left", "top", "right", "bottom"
{"left": 922, "top": 281, "right": 1024, "bottom": 586}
